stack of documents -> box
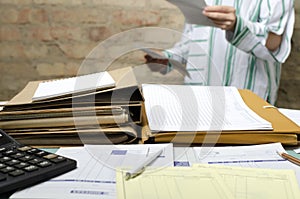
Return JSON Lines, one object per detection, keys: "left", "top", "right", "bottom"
{"left": 0, "top": 67, "right": 144, "bottom": 146}
{"left": 9, "top": 143, "right": 300, "bottom": 199}
{"left": 142, "top": 84, "right": 300, "bottom": 145}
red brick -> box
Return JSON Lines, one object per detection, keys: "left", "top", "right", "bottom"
{"left": 0, "top": 26, "right": 21, "bottom": 41}
{"left": 0, "top": 62, "right": 38, "bottom": 100}
{"left": 51, "top": 8, "right": 107, "bottom": 24}
{"left": 77, "top": 8, "right": 107, "bottom": 24}
{"left": 29, "top": 9, "right": 48, "bottom": 24}
{"left": 57, "top": 43, "right": 95, "bottom": 59}
{"left": 0, "top": 8, "right": 19, "bottom": 23}
{"left": 51, "top": 9, "right": 77, "bottom": 23}
{"left": 0, "top": 0, "right": 32, "bottom": 5}
{"left": 36, "top": 62, "right": 80, "bottom": 77}
{"left": 96, "top": 0, "right": 145, "bottom": 7}
{"left": 113, "top": 10, "right": 161, "bottom": 27}
{"left": 88, "top": 27, "right": 111, "bottom": 42}
{"left": 24, "top": 26, "right": 52, "bottom": 41}
{"left": 50, "top": 26, "right": 82, "bottom": 41}
{"left": 0, "top": 43, "right": 25, "bottom": 59}
{"left": 17, "top": 8, "right": 31, "bottom": 24}
{"left": 33, "top": 0, "right": 83, "bottom": 5}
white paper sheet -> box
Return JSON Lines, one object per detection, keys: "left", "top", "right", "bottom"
{"left": 32, "top": 71, "right": 115, "bottom": 101}
{"left": 167, "top": 0, "right": 216, "bottom": 26}
{"left": 278, "top": 108, "right": 300, "bottom": 126}
{"left": 10, "top": 144, "right": 173, "bottom": 199}
{"left": 142, "top": 84, "right": 272, "bottom": 131}
{"left": 0, "top": 101, "right": 7, "bottom": 112}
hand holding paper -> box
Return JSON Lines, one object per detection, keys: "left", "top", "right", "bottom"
{"left": 202, "top": 5, "right": 237, "bottom": 31}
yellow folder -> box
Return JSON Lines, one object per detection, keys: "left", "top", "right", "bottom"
{"left": 142, "top": 89, "right": 300, "bottom": 146}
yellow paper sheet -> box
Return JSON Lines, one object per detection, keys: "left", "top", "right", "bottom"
{"left": 117, "top": 165, "right": 300, "bottom": 199}
{"left": 117, "top": 167, "right": 233, "bottom": 199}
{"left": 194, "top": 164, "right": 300, "bottom": 199}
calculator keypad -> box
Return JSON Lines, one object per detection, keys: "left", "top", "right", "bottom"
{"left": 0, "top": 146, "right": 64, "bottom": 177}
{"left": 0, "top": 144, "right": 76, "bottom": 195}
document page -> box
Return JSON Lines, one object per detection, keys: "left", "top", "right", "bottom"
{"left": 32, "top": 71, "right": 115, "bottom": 101}
{"left": 194, "top": 164, "right": 300, "bottom": 199}
{"left": 167, "top": 0, "right": 215, "bottom": 26}
{"left": 278, "top": 108, "right": 300, "bottom": 126}
{"left": 10, "top": 144, "right": 173, "bottom": 199}
{"left": 142, "top": 84, "right": 272, "bottom": 131}
{"left": 117, "top": 163, "right": 300, "bottom": 199}
{"left": 117, "top": 167, "right": 233, "bottom": 199}
{"left": 174, "top": 143, "right": 300, "bottom": 188}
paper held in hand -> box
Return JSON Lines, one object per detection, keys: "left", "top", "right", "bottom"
{"left": 167, "top": 0, "right": 216, "bottom": 26}
{"left": 32, "top": 71, "right": 115, "bottom": 101}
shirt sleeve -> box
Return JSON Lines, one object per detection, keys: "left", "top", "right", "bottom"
{"left": 226, "top": 0, "right": 294, "bottom": 63}
{"left": 163, "top": 23, "right": 192, "bottom": 72}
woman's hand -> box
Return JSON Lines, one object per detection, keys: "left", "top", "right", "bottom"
{"left": 202, "top": 6, "right": 237, "bottom": 32}
{"left": 144, "top": 52, "right": 169, "bottom": 74}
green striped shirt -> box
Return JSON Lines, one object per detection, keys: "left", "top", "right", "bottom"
{"left": 165, "top": 0, "right": 294, "bottom": 104}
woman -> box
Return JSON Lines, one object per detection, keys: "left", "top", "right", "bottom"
{"left": 146, "top": 0, "right": 295, "bottom": 105}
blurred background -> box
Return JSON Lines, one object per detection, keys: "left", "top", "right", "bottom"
{"left": 0, "top": 0, "right": 299, "bottom": 108}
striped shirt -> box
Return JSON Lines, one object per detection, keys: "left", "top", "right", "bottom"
{"left": 164, "top": 0, "right": 295, "bottom": 104}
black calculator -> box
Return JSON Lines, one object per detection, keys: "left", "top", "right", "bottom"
{"left": 0, "top": 129, "right": 77, "bottom": 195}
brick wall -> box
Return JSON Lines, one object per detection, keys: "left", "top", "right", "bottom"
{"left": 0, "top": 0, "right": 299, "bottom": 109}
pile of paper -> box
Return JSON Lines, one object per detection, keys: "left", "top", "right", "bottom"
{"left": 8, "top": 143, "right": 300, "bottom": 199}
{"left": 141, "top": 84, "right": 300, "bottom": 146}
{"left": 0, "top": 67, "right": 144, "bottom": 146}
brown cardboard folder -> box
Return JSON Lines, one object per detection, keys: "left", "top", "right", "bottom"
{"left": 1, "top": 67, "right": 143, "bottom": 124}
{"left": 0, "top": 67, "right": 143, "bottom": 146}
{"left": 142, "top": 89, "right": 300, "bottom": 146}
{"left": 6, "top": 125, "right": 139, "bottom": 147}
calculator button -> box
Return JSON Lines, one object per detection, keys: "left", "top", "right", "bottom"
{"left": 0, "top": 163, "right": 5, "bottom": 169}
{"left": 24, "top": 165, "right": 38, "bottom": 172}
{"left": 0, "top": 148, "right": 6, "bottom": 152}
{"left": 6, "top": 159, "right": 20, "bottom": 166}
{"left": 4, "top": 149, "right": 16, "bottom": 155}
{"left": 9, "top": 169, "right": 25, "bottom": 177}
{"left": 43, "top": 154, "right": 58, "bottom": 160}
{"left": 10, "top": 152, "right": 26, "bottom": 159}
{"left": 0, "top": 166, "right": 15, "bottom": 173}
{"left": 14, "top": 162, "right": 29, "bottom": 169}
{"left": 29, "top": 158, "right": 43, "bottom": 165}
{"left": 19, "top": 155, "right": 34, "bottom": 162}
{"left": 27, "top": 148, "right": 39, "bottom": 154}
{"left": 0, "top": 156, "right": 11, "bottom": 163}
{"left": 35, "top": 151, "right": 49, "bottom": 157}
{"left": 50, "top": 156, "right": 66, "bottom": 163}
{"left": 18, "top": 146, "right": 32, "bottom": 152}
{"left": 38, "top": 161, "right": 52, "bottom": 168}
